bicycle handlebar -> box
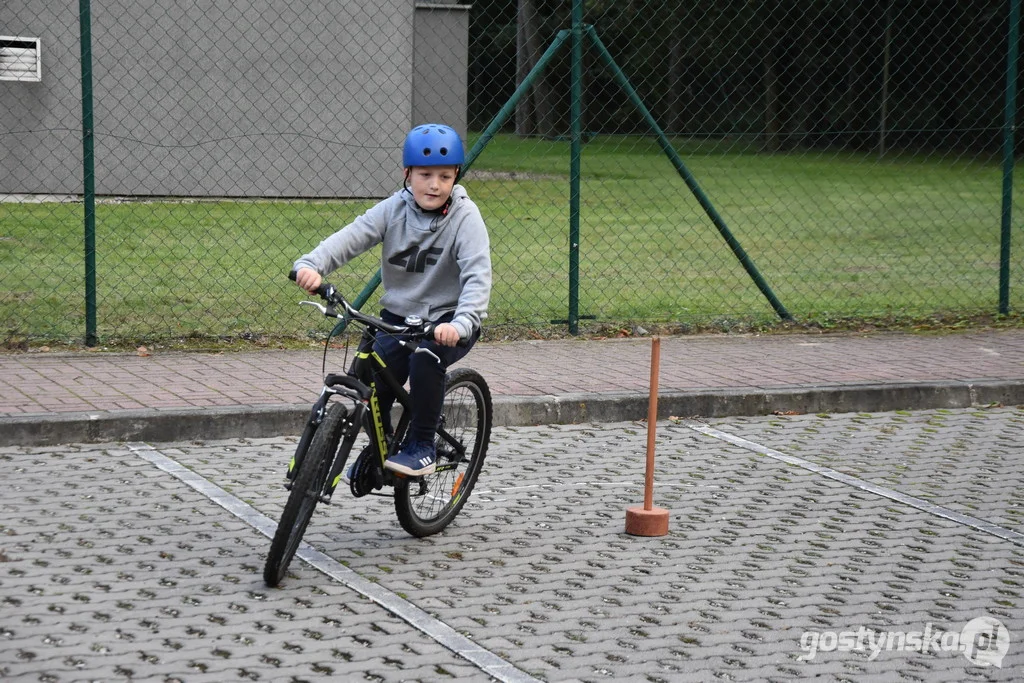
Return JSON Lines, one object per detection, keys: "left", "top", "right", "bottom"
{"left": 288, "top": 270, "right": 467, "bottom": 346}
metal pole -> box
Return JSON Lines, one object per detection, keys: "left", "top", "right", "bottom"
{"left": 625, "top": 335, "right": 669, "bottom": 537}
{"left": 587, "top": 26, "right": 792, "bottom": 321}
{"left": 1000, "top": 0, "right": 1020, "bottom": 315}
{"left": 568, "top": 0, "right": 583, "bottom": 335}
{"left": 79, "top": 0, "right": 97, "bottom": 346}
{"left": 643, "top": 337, "right": 660, "bottom": 511}
{"left": 879, "top": 0, "right": 892, "bottom": 157}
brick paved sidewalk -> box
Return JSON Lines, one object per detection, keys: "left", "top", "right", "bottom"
{"left": 2, "top": 329, "right": 1024, "bottom": 445}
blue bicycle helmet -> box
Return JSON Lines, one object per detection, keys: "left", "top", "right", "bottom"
{"left": 402, "top": 124, "right": 465, "bottom": 167}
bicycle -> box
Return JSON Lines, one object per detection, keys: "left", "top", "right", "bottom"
{"left": 263, "top": 272, "right": 492, "bottom": 587}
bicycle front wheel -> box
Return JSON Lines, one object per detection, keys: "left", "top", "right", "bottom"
{"left": 394, "top": 367, "right": 492, "bottom": 537}
{"left": 264, "top": 402, "right": 346, "bottom": 586}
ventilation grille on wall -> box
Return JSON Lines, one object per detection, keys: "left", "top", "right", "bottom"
{"left": 0, "top": 36, "right": 41, "bottom": 82}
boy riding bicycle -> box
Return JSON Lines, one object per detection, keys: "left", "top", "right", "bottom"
{"left": 293, "top": 124, "right": 491, "bottom": 477}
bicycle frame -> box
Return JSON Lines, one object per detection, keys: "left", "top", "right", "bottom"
{"left": 343, "top": 326, "right": 413, "bottom": 486}
{"left": 287, "top": 318, "right": 454, "bottom": 503}
{"left": 282, "top": 273, "right": 472, "bottom": 499}
{"left": 357, "top": 312, "right": 472, "bottom": 450}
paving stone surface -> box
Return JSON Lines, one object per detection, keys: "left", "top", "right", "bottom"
{"left": 3, "top": 406, "right": 1023, "bottom": 681}
{"left": 703, "top": 405, "right": 1024, "bottom": 534}
{"left": 0, "top": 443, "right": 486, "bottom": 682}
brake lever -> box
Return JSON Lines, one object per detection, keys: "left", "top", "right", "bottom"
{"left": 299, "top": 300, "right": 328, "bottom": 315}
{"left": 299, "top": 300, "right": 343, "bottom": 319}
{"left": 411, "top": 346, "right": 441, "bottom": 363}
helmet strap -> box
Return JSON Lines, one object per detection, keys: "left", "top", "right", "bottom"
{"left": 438, "top": 195, "right": 453, "bottom": 216}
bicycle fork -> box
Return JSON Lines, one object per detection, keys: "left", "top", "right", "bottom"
{"left": 284, "top": 388, "right": 336, "bottom": 486}
{"left": 318, "top": 402, "right": 365, "bottom": 504}
{"left": 285, "top": 372, "right": 370, "bottom": 490}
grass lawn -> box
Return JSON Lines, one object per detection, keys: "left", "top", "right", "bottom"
{"left": 1, "top": 133, "right": 1020, "bottom": 346}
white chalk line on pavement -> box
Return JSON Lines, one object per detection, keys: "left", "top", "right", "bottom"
{"left": 687, "top": 423, "right": 1024, "bottom": 547}
{"left": 125, "top": 442, "right": 542, "bottom": 683}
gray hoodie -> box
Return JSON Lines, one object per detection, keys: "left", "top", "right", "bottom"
{"left": 294, "top": 184, "right": 491, "bottom": 339}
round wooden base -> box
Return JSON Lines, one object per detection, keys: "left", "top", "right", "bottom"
{"left": 624, "top": 505, "right": 669, "bottom": 536}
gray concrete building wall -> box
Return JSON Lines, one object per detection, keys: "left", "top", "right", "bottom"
{"left": 412, "top": 3, "right": 470, "bottom": 145}
{"left": 1, "top": 2, "right": 83, "bottom": 197}
{"left": 2, "top": 0, "right": 469, "bottom": 198}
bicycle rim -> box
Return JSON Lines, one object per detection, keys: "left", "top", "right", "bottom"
{"left": 264, "top": 402, "right": 346, "bottom": 586}
{"left": 394, "top": 368, "right": 491, "bottom": 537}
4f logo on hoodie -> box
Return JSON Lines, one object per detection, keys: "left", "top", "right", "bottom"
{"left": 388, "top": 246, "right": 444, "bottom": 273}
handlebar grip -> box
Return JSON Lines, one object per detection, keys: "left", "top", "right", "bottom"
{"left": 422, "top": 323, "right": 470, "bottom": 347}
{"left": 289, "top": 269, "right": 335, "bottom": 301}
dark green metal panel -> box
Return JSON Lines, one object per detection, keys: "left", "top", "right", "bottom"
{"left": 1001, "top": 0, "right": 1020, "bottom": 315}
{"left": 568, "top": 0, "right": 584, "bottom": 334}
{"left": 79, "top": 0, "right": 97, "bottom": 345}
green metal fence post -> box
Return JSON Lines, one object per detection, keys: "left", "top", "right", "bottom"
{"left": 568, "top": 0, "right": 584, "bottom": 334}
{"left": 79, "top": 0, "right": 98, "bottom": 345}
{"left": 586, "top": 25, "right": 792, "bottom": 322}
{"left": 1000, "top": 0, "right": 1020, "bottom": 315}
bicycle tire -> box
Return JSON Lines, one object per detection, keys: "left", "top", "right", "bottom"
{"left": 264, "top": 402, "right": 347, "bottom": 586}
{"left": 394, "top": 367, "right": 492, "bottom": 538}
{"left": 285, "top": 416, "right": 317, "bottom": 483}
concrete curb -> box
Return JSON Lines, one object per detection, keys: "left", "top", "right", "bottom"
{"left": 493, "top": 379, "right": 1024, "bottom": 425}
{"left": 1, "top": 404, "right": 310, "bottom": 447}
{"left": 4, "top": 379, "right": 1023, "bottom": 447}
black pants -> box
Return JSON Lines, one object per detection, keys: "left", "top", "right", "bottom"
{"left": 372, "top": 309, "right": 478, "bottom": 444}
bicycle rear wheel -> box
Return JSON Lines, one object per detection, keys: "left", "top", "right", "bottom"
{"left": 264, "top": 402, "right": 346, "bottom": 586}
{"left": 394, "top": 368, "right": 492, "bottom": 537}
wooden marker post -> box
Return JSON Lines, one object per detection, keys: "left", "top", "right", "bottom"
{"left": 625, "top": 337, "right": 670, "bottom": 536}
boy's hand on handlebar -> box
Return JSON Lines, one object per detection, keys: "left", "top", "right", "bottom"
{"left": 294, "top": 268, "right": 322, "bottom": 294}
{"left": 434, "top": 323, "right": 461, "bottom": 347}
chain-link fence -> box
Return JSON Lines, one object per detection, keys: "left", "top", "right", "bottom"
{"left": 1, "top": 0, "right": 1021, "bottom": 346}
